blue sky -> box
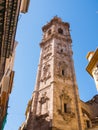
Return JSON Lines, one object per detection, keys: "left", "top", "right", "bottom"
{"left": 4, "top": 0, "right": 98, "bottom": 130}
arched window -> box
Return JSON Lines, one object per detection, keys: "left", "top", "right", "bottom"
{"left": 58, "top": 28, "right": 63, "bottom": 34}
{"left": 48, "top": 29, "right": 51, "bottom": 35}
{"left": 64, "top": 103, "right": 67, "bottom": 113}
{"left": 61, "top": 49, "right": 63, "bottom": 53}
{"left": 86, "top": 120, "right": 90, "bottom": 128}
{"left": 62, "top": 69, "right": 65, "bottom": 76}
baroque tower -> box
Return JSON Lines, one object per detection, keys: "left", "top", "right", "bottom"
{"left": 20, "top": 17, "right": 84, "bottom": 130}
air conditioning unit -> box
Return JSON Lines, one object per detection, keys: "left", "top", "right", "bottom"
{"left": 20, "top": 0, "right": 30, "bottom": 13}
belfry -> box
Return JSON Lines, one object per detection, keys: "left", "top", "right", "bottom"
{"left": 19, "top": 17, "right": 98, "bottom": 130}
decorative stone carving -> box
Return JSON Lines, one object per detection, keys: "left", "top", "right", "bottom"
{"left": 58, "top": 110, "right": 75, "bottom": 123}
{"left": 37, "top": 92, "right": 49, "bottom": 118}
{"left": 55, "top": 61, "right": 71, "bottom": 80}
{"left": 56, "top": 43, "right": 67, "bottom": 56}
{"left": 55, "top": 61, "right": 66, "bottom": 76}
{"left": 57, "top": 89, "right": 75, "bottom": 123}
{"left": 43, "top": 44, "right": 52, "bottom": 54}
{"left": 43, "top": 52, "right": 52, "bottom": 61}
{"left": 39, "top": 92, "right": 49, "bottom": 104}
{"left": 36, "top": 112, "right": 49, "bottom": 120}
{"left": 42, "top": 43, "right": 52, "bottom": 61}
{"left": 41, "top": 63, "right": 51, "bottom": 83}
{"left": 59, "top": 89, "right": 72, "bottom": 102}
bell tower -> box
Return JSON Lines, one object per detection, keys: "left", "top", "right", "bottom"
{"left": 20, "top": 17, "right": 83, "bottom": 130}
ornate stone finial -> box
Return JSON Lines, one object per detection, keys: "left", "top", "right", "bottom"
{"left": 52, "top": 15, "right": 62, "bottom": 22}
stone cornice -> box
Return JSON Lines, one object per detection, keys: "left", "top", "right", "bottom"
{"left": 40, "top": 33, "right": 72, "bottom": 47}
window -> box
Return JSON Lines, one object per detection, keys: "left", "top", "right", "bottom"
{"left": 64, "top": 103, "right": 67, "bottom": 113}
{"left": 48, "top": 29, "right": 51, "bottom": 35}
{"left": 62, "top": 69, "right": 65, "bottom": 76}
{"left": 58, "top": 28, "right": 63, "bottom": 34}
{"left": 86, "top": 120, "right": 90, "bottom": 128}
{"left": 61, "top": 49, "right": 63, "bottom": 53}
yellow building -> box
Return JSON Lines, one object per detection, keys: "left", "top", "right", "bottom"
{"left": 86, "top": 48, "right": 98, "bottom": 91}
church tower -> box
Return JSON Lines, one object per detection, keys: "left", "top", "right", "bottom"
{"left": 20, "top": 17, "right": 83, "bottom": 130}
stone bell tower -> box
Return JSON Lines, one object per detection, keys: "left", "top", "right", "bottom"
{"left": 19, "top": 17, "right": 84, "bottom": 130}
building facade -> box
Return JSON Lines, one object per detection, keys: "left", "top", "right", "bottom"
{"left": 0, "top": 42, "right": 17, "bottom": 129}
{"left": 19, "top": 17, "right": 98, "bottom": 130}
{"left": 86, "top": 48, "right": 98, "bottom": 91}
{"left": 0, "top": 0, "right": 30, "bottom": 129}
{"left": 0, "top": 0, "right": 21, "bottom": 129}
